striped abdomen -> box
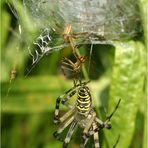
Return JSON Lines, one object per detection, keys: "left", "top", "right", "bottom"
{"left": 76, "top": 86, "right": 92, "bottom": 115}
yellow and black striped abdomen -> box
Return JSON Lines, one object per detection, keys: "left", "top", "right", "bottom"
{"left": 76, "top": 86, "right": 92, "bottom": 115}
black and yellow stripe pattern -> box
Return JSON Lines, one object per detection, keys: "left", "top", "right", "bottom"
{"left": 76, "top": 86, "right": 92, "bottom": 115}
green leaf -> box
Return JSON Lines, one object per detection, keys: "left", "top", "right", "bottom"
{"left": 1, "top": 5, "right": 11, "bottom": 50}
{"left": 1, "top": 76, "right": 109, "bottom": 113}
{"left": 103, "top": 41, "right": 146, "bottom": 147}
{"left": 1, "top": 76, "right": 73, "bottom": 113}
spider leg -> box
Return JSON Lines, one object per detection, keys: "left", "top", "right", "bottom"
{"left": 54, "top": 85, "right": 79, "bottom": 123}
{"left": 59, "top": 107, "right": 75, "bottom": 123}
{"left": 81, "top": 121, "right": 100, "bottom": 148}
{"left": 104, "top": 99, "right": 121, "bottom": 129}
{"left": 68, "top": 37, "right": 79, "bottom": 59}
{"left": 107, "top": 99, "right": 121, "bottom": 120}
{"left": 63, "top": 120, "right": 77, "bottom": 148}
{"left": 61, "top": 65, "right": 75, "bottom": 72}
{"left": 61, "top": 65, "right": 75, "bottom": 78}
{"left": 61, "top": 57, "right": 75, "bottom": 76}
{"left": 61, "top": 62, "right": 74, "bottom": 69}
{"left": 95, "top": 117, "right": 105, "bottom": 129}
{"left": 62, "top": 57, "right": 74, "bottom": 66}
{"left": 61, "top": 65, "right": 67, "bottom": 76}
{"left": 53, "top": 116, "right": 75, "bottom": 141}
{"left": 92, "top": 122, "right": 100, "bottom": 148}
{"left": 80, "top": 127, "right": 92, "bottom": 148}
{"left": 83, "top": 112, "right": 96, "bottom": 139}
{"left": 75, "top": 32, "right": 92, "bottom": 49}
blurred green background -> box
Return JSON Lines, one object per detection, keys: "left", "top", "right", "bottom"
{"left": 1, "top": 0, "right": 147, "bottom": 148}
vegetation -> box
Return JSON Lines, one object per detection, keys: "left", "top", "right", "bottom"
{"left": 1, "top": 0, "right": 147, "bottom": 148}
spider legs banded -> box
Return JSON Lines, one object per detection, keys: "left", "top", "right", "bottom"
{"left": 63, "top": 120, "right": 77, "bottom": 148}
{"left": 81, "top": 99, "right": 121, "bottom": 148}
{"left": 59, "top": 107, "right": 75, "bottom": 123}
{"left": 83, "top": 112, "right": 96, "bottom": 137}
{"left": 81, "top": 123, "right": 120, "bottom": 148}
{"left": 53, "top": 81, "right": 120, "bottom": 147}
{"left": 93, "top": 122, "right": 100, "bottom": 148}
{"left": 54, "top": 88, "right": 76, "bottom": 123}
{"left": 53, "top": 109, "right": 78, "bottom": 148}
{"left": 53, "top": 116, "right": 75, "bottom": 141}
{"left": 80, "top": 121, "right": 100, "bottom": 148}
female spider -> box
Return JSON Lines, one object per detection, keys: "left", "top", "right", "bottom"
{"left": 53, "top": 81, "right": 121, "bottom": 148}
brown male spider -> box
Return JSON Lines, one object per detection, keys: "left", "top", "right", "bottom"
{"left": 61, "top": 24, "right": 87, "bottom": 86}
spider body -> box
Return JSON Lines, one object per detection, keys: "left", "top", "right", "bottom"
{"left": 53, "top": 81, "right": 120, "bottom": 148}
{"left": 61, "top": 24, "right": 87, "bottom": 85}
{"left": 76, "top": 85, "right": 92, "bottom": 115}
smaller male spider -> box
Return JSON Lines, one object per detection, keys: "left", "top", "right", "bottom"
{"left": 61, "top": 24, "right": 87, "bottom": 85}
{"left": 53, "top": 81, "right": 121, "bottom": 148}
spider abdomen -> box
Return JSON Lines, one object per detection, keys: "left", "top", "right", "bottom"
{"left": 76, "top": 86, "right": 92, "bottom": 115}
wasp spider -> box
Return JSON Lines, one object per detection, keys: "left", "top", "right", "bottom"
{"left": 53, "top": 81, "right": 121, "bottom": 148}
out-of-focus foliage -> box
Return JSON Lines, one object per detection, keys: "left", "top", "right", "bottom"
{"left": 1, "top": 0, "right": 147, "bottom": 148}
{"left": 103, "top": 41, "right": 146, "bottom": 148}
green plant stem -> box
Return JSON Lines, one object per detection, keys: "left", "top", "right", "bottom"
{"left": 76, "top": 49, "right": 89, "bottom": 80}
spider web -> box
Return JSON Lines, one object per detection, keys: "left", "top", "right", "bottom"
{"left": 8, "top": 0, "right": 143, "bottom": 76}
{"left": 23, "top": 0, "right": 142, "bottom": 69}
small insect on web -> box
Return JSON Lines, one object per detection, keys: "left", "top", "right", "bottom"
{"left": 5, "top": 0, "right": 24, "bottom": 97}
{"left": 6, "top": 64, "right": 17, "bottom": 98}
{"left": 9, "top": 64, "right": 17, "bottom": 83}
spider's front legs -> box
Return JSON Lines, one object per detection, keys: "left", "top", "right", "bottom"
{"left": 104, "top": 99, "right": 121, "bottom": 129}
{"left": 54, "top": 86, "right": 77, "bottom": 124}
{"left": 95, "top": 99, "right": 121, "bottom": 130}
